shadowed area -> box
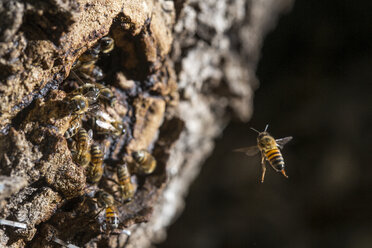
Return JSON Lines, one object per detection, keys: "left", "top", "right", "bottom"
{"left": 160, "top": 0, "right": 372, "bottom": 247}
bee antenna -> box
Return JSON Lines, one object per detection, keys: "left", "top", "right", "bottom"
{"left": 71, "top": 70, "right": 86, "bottom": 86}
{"left": 250, "top": 127, "right": 260, "bottom": 134}
{"left": 264, "top": 124, "right": 269, "bottom": 132}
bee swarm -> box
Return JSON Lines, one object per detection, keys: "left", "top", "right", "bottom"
{"left": 0, "top": 0, "right": 291, "bottom": 247}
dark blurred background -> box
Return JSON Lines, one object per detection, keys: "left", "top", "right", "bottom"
{"left": 160, "top": 0, "right": 372, "bottom": 247}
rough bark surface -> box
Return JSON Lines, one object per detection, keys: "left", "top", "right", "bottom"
{"left": 0, "top": 0, "right": 292, "bottom": 247}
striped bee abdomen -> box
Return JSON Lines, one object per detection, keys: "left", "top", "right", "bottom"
{"left": 132, "top": 150, "right": 157, "bottom": 175}
{"left": 87, "top": 144, "right": 103, "bottom": 183}
{"left": 64, "top": 116, "right": 82, "bottom": 139}
{"left": 117, "top": 164, "right": 135, "bottom": 201}
{"left": 77, "top": 128, "right": 89, "bottom": 156}
{"left": 265, "top": 148, "right": 285, "bottom": 171}
{"left": 118, "top": 164, "right": 131, "bottom": 185}
{"left": 91, "top": 144, "right": 103, "bottom": 165}
{"left": 105, "top": 207, "right": 119, "bottom": 229}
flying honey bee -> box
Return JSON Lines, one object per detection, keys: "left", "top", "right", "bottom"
{"left": 64, "top": 115, "right": 82, "bottom": 139}
{"left": 74, "top": 128, "right": 93, "bottom": 168}
{"left": 90, "top": 110, "right": 125, "bottom": 137}
{"left": 234, "top": 125, "right": 293, "bottom": 183}
{"left": 87, "top": 144, "right": 104, "bottom": 184}
{"left": 132, "top": 150, "right": 157, "bottom": 175}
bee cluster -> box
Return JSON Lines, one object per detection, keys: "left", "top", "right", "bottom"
{"left": 62, "top": 36, "right": 157, "bottom": 234}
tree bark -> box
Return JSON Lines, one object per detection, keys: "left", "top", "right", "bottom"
{"left": 0, "top": 0, "right": 292, "bottom": 247}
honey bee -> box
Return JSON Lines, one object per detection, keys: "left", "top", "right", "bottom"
{"left": 116, "top": 164, "right": 135, "bottom": 201}
{"left": 67, "top": 89, "right": 100, "bottom": 115}
{"left": 90, "top": 110, "right": 125, "bottom": 136}
{"left": 76, "top": 128, "right": 93, "bottom": 157}
{"left": 87, "top": 144, "right": 104, "bottom": 184}
{"left": 106, "top": 163, "right": 135, "bottom": 202}
{"left": 132, "top": 150, "right": 157, "bottom": 175}
{"left": 64, "top": 115, "right": 82, "bottom": 139}
{"left": 69, "top": 74, "right": 116, "bottom": 108}
{"left": 75, "top": 65, "right": 105, "bottom": 82}
{"left": 95, "top": 190, "right": 115, "bottom": 208}
{"left": 95, "top": 190, "right": 119, "bottom": 231}
{"left": 234, "top": 125, "right": 292, "bottom": 183}
{"left": 70, "top": 83, "right": 100, "bottom": 98}
{"left": 74, "top": 128, "right": 93, "bottom": 168}
{"left": 72, "top": 36, "right": 114, "bottom": 80}
{"left": 104, "top": 205, "right": 119, "bottom": 231}
{"left": 75, "top": 50, "right": 99, "bottom": 70}
{"left": 84, "top": 190, "right": 131, "bottom": 236}
{"left": 68, "top": 95, "right": 90, "bottom": 115}
{"left": 96, "top": 84, "right": 116, "bottom": 107}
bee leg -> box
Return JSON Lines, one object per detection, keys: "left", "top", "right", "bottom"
{"left": 77, "top": 193, "right": 94, "bottom": 211}
{"left": 104, "top": 176, "right": 120, "bottom": 186}
{"left": 114, "top": 198, "right": 125, "bottom": 205}
{"left": 260, "top": 164, "right": 267, "bottom": 183}
{"left": 93, "top": 207, "right": 105, "bottom": 220}
{"left": 260, "top": 155, "right": 267, "bottom": 183}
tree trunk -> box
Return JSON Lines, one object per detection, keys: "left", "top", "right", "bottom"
{"left": 0, "top": 0, "right": 292, "bottom": 247}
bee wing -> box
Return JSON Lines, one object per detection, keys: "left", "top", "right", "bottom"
{"left": 118, "top": 229, "right": 131, "bottom": 236}
{"left": 87, "top": 129, "right": 93, "bottom": 145}
{"left": 84, "top": 89, "right": 100, "bottom": 103}
{"left": 102, "top": 146, "right": 107, "bottom": 159}
{"left": 114, "top": 199, "right": 122, "bottom": 206}
{"left": 233, "top": 146, "right": 260, "bottom": 156}
{"left": 95, "top": 119, "right": 116, "bottom": 131}
{"left": 95, "top": 110, "right": 116, "bottom": 122}
{"left": 95, "top": 119, "right": 112, "bottom": 129}
{"left": 87, "top": 129, "right": 93, "bottom": 139}
{"left": 87, "top": 103, "right": 101, "bottom": 113}
{"left": 70, "top": 69, "right": 86, "bottom": 86}
{"left": 276, "top": 136, "right": 293, "bottom": 149}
